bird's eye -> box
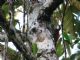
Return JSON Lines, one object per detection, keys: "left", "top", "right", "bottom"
{"left": 34, "top": 22, "right": 36, "bottom": 25}
{"left": 31, "top": 27, "right": 37, "bottom": 33}
{"left": 40, "top": 30, "right": 42, "bottom": 33}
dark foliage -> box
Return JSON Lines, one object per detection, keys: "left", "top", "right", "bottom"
{"left": 0, "top": 0, "right": 5, "bottom": 6}
{"left": 37, "top": 0, "right": 63, "bottom": 23}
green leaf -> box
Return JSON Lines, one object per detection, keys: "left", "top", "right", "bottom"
{"left": 63, "top": 32, "right": 72, "bottom": 56}
{"left": 70, "top": 51, "right": 80, "bottom": 60}
{"left": 2, "top": 3, "right": 9, "bottom": 18}
{"left": 70, "top": 6, "right": 80, "bottom": 13}
{"left": 69, "top": 0, "right": 80, "bottom": 10}
{"left": 63, "top": 6, "right": 77, "bottom": 38}
{"left": 77, "top": 43, "right": 80, "bottom": 49}
{"left": 0, "top": 26, "right": 2, "bottom": 32}
{"left": 74, "top": 38, "right": 80, "bottom": 44}
{"left": 56, "top": 40, "right": 64, "bottom": 57}
{"left": 32, "top": 43, "right": 38, "bottom": 55}
{"left": 62, "top": 57, "right": 70, "bottom": 60}
{"left": 14, "top": 0, "right": 23, "bottom": 8}
{"left": 63, "top": 32, "right": 70, "bottom": 41}
{"left": 74, "top": 19, "right": 80, "bottom": 36}
{"left": 63, "top": 32, "right": 73, "bottom": 45}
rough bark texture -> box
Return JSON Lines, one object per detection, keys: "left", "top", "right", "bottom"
{"left": 0, "top": 0, "right": 63, "bottom": 60}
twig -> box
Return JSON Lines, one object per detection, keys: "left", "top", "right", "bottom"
{"left": 61, "top": 0, "right": 68, "bottom": 59}
{"left": 4, "top": 36, "right": 8, "bottom": 60}
{"left": 23, "top": 0, "right": 26, "bottom": 33}
{"left": 26, "top": 0, "right": 30, "bottom": 32}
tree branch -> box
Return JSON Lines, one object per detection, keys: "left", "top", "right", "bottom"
{"left": 0, "top": 8, "right": 34, "bottom": 60}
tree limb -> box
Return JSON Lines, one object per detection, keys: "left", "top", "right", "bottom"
{"left": 0, "top": 8, "right": 34, "bottom": 60}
